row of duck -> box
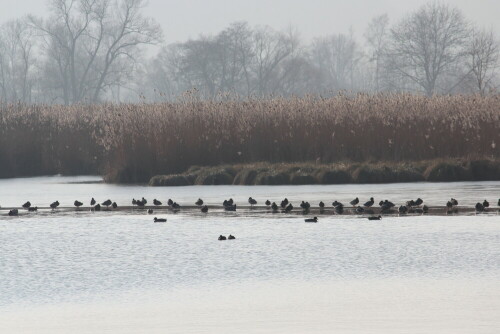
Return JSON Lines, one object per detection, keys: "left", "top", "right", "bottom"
{"left": 5, "top": 196, "right": 499, "bottom": 216}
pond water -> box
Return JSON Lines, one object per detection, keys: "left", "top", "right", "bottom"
{"left": 0, "top": 176, "right": 499, "bottom": 333}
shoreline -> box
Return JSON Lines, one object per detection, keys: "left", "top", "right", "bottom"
{"left": 146, "top": 159, "right": 500, "bottom": 186}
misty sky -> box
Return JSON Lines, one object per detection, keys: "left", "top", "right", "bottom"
{"left": 1, "top": 0, "right": 499, "bottom": 45}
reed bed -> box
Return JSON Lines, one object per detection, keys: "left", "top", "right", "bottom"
{"left": 0, "top": 93, "right": 499, "bottom": 182}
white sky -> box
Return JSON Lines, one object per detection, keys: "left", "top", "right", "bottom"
{"left": 1, "top": 0, "right": 499, "bottom": 45}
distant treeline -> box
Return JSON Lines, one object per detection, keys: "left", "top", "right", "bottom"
{"left": 0, "top": 1, "right": 498, "bottom": 104}
{"left": 0, "top": 93, "right": 498, "bottom": 182}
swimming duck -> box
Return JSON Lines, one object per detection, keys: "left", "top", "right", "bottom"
{"left": 305, "top": 217, "right": 318, "bottom": 223}
{"left": 28, "top": 206, "right": 38, "bottom": 212}
{"left": 368, "top": 215, "right": 382, "bottom": 220}
{"left": 228, "top": 235, "right": 236, "bottom": 240}
{"left": 218, "top": 235, "right": 227, "bottom": 240}
{"left": 153, "top": 199, "right": 162, "bottom": 206}
{"left": 154, "top": 217, "right": 167, "bottom": 223}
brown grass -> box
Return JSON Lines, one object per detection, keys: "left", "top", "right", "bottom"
{"left": 0, "top": 93, "right": 499, "bottom": 181}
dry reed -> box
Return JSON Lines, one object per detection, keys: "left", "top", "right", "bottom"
{"left": 0, "top": 93, "right": 498, "bottom": 182}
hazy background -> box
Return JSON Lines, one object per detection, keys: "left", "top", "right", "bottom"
{"left": 0, "top": 0, "right": 499, "bottom": 103}
{"left": 2, "top": 0, "right": 499, "bottom": 44}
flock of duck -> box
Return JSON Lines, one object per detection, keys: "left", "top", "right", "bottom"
{"left": 5, "top": 196, "right": 499, "bottom": 220}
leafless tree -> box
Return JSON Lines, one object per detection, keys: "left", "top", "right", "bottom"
{"left": 310, "top": 32, "right": 363, "bottom": 93}
{"left": 0, "top": 18, "right": 38, "bottom": 102}
{"left": 364, "top": 14, "right": 389, "bottom": 91}
{"left": 29, "top": 0, "right": 161, "bottom": 104}
{"left": 388, "top": 2, "right": 469, "bottom": 96}
{"left": 466, "top": 28, "right": 499, "bottom": 95}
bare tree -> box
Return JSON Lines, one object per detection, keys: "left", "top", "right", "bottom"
{"left": 310, "top": 32, "right": 362, "bottom": 93}
{"left": 388, "top": 2, "right": 469, "bottom": 96}
{"left": 467, "top": 28, "right": 499, "bottom": 95}
{"left": 0, "top": 18, "right": 38, "bottom": 102}
{"left": 30, "top": 0, "right": 161, "bottom": 104}
{"left": 364, "top": 14, "right": 389, "bottom": 91}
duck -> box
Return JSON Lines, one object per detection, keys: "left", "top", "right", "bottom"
{"left": 305, "top": 217, "right": 318, "bottom": 223}
{"left": 363, "top": 197, "right": 374, "bottom": 208}
{"left": 141, "top": 197, "right": 148, "bottom": 205}
{"left": 422, "top": 205, "right": 429, "bottom": 213}
{"left": 112, "top": 202, "right": 118, "bottom": 209}
{"left": 147, "top": 209, "right": 154, "bottom": 214}
{"left": 483, "top": 200, "right": 489, "bottom": 208}
{"left": 201, "top": 205, "right": 209, "bottom": 213}
{"left": 167, "top": 199, "right": 173, "bottom": 206}
{"left": 228, "top": 235, "right": 236, "bottom": 240}
{"left": 196, "top": 198, "right": 204, "bottom": 206}
{"left": 101, "top": 199, "right": 112, "bottom": 208}
{"left": 451, "top": 198, "right": 458, "bottom": 206}
{"left": 265, "top": 200, "right": 271, "bottom": 207}
{"left": 335, "top": 204, "right": 344, "bottom": 214}
{"left": 50, "top": 201, "right": 60, "bottom": 209}
{"left": 74, "top": 200, "right": 83, "bottom": 208}
{"left": 284, "top": 203, "right": 293, "bottom": 213}
{"left": 332, "top": 201, "right": 342, "bottom": 207}
{"left": 8, "top": 209, "right": 18, "bottom": 216}
{"left": 153, "top": 199, "right": 162, "bottom": 206}
{"left": 475, "top": 202, "right": 485, "bottom": 212}
{"left": 350, "top": 197, "right": 359, "bottom": 207}
{"left": 248, "top": 197, "right": 257, "bottom": 207}
{"left": 355, "top": 206, "right": 365, "bottom": 214}
{"left": 224, "top": 204, "right": 237, "bottom": 211}
{"left": 154, "top": 217, "right": 167, "bottom": 223}
{"left": 171, "top": 202, "right": 181, "bottom": 210}
{"left": 22, "top": 201, "right": 31, "bottom": 209}
{"left": 94, "top": 204, "right": 101, "bottom": 211}
{"left": 132, "top": 198, "right": 137, "bottom": 206}
{"left": 446, "top": 201, "right": 453, "bottom": 210}
{"left": 398, "top": 205, "right": 408, "bottom": 214}
{"left": 319, "top": 201, "right": 325, "bottom": 208}
{"left": 280, "top": 198, "right": 289, "bottom": 208}
{"left": 91, "top": 198, "right": 96, "bottom": 206}
{"left": 28, "top": 206, "right": 38, "bottom": 212}
{"left": 271, "top": 202, "right": 278, "bottom": 211}
{"left": 368, "top": 215, "right": 382, "bottom": 220}
{"left": 136, "top": 199, "right": 145, "bottom": 207}
{"left": 415, "top": 198, "right": 423, "bottom": 206}
{"left": 218, "top": 235, "right": 227, "bottom": 240}
{"left": 300, "top": 201, "right": 311, "bottom": 210}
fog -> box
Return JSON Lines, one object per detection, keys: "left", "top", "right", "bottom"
{"left": 0, "top": 0, "right": 499, "bottom": 103}
{"left": 2, "top": 0, "right": 499, "bottom": 43}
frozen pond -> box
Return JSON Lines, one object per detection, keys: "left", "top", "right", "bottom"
{"left": 0, "top": 176, "right": 499, "bottom": 333}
